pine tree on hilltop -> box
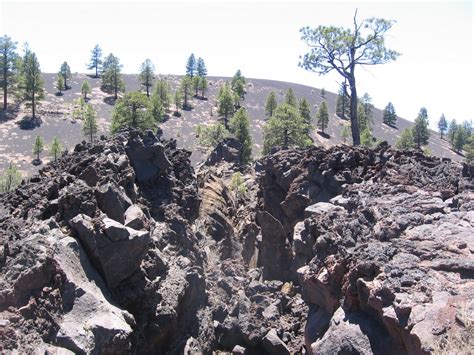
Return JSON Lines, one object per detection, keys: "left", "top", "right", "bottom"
{"left": 59, "top": 61, "right": 71, "bottom": 89}
{"left": 185, "top": 54, "right": 196, "bottom": 78}
{"left": 383, "top": 102, "right": 397, "bottom": 126}
{"left": 101, "top": 53, "right": 125, "bottom": 99}
{"left": 316, "top": 100, "right": 329, "bottom": 134}
{"left": 81, "top": 80, "right": 91, "bottom": 101}
{"left": 265, "top": 91, "right": 277, "bottom": 118}
{"left": 111, "top": 92, "right": 154, "bottom": 133}
{"left": 196, "top": 57, "right": 207, "bottom": 77}
{"left": 180, "top": 75, "right": 192, "bottom": 109}
{"left": 447, "top": 119, "right": 457, "bottom": 145}
{"left": 412, "top": 107, "right": 430, "bottom": 149}
{"left": 217, "top": 83, "right": 235, "bottom": 129}
{"left": 229, "top": 107, "right": 252, "bottom": 165}
{"left": 396, "top": 128, "right": 415, "bottom": 149}
{"left": 139, "top": 59, "right": 155, "bottom": 97}
{"left": 320, "top": 87, "right": 326, "bottom": 99}
{"left": 231, "top": 70, "right": 246, "bottom": 106}
{"left": 56, "top": 74, "right": 64, "bottom": 95}
{"left": 87, "top": 45, "right": 103, "bottom": 78}
{"left": 199, "top": 76, "right": 208, "bottom": 99}
{"left": 335, "top": 84, "right": 350, "bottom": 119}
{"left": 284, "top": 88, "right": 297, "bottom": 108}
{"left": 299, "top": 97, "right": 312, "bottom": 129}
{"left": 82, "top": 104, "right": 99, "bottom": 142}
{"left": 18, "top": 47, "right": 45, "bottom": 119}
{"left": 438, "top": 114, "right": 448, "bottom": 139}
{"left": 154, "top": 78, "right": 172, "bottom": 110}
{"left": 263, "top": 103, "right": 311, "bottom": 154}
{"left": 0, "top": 35, "right": 18, "bottom": 111}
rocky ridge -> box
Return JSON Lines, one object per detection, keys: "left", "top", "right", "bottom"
{"left": 0, "top": 130, "right": 472, "bottom": 354}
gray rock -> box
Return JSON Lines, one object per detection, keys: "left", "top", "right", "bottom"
{"left": 262, "top": 329, "right": 290, "bottom": 355}
{"left": 124, "top": 204, "right": 147, "bottom": 230}
{"left": 95, "top": 182, "right": 132, "bottom": 223}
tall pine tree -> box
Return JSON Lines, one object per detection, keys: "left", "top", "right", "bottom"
{"left": 0, "top": 35, "right": 18, "bottom": 111}
{"left": 265, "top": 91, "right": 277, "bottom": 118}
{"left": 18, "top": 47, "right": 45, "bottom": 119}
{"left": 59, "top": 61, "right": 71, "bottom": 89}
{"left": 217, "top": 83, "right": 234, "bottom": 129}
{"left": 412, "top": 107, "right": 430, "bottom": 148}
{"left": 316, "top": 101, "right": 329, "bottom": 134}
{"left": 229, "top": 107, "right": 252, "bottom": 165}
{"left": 383, "top": 102, "right": 397, "bottom": 126}
{"left": 438, "top": 114, "right": 448, "bottom": 139}
{"left": 185, "top": 54, "right": 196, "bottom": 77}
{"left": 101, "top": 53, "right": 125, "bottom": 99}
{"left": 139, "top": 59, "right": 155, "bottom": 97}
{"left": 87, "top": 45, "right": 102, "bottom": 78}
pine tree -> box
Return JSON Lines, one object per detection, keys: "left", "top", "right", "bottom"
{"left": 81, "top": 80, "right": 91, "bottom": 100}
{"left": 284, "top": 87, "right": 297, "bottom": 107}
{"left": 0, "top": 35, "right": 18, "bottom": 111}
{"left": 231, "top": 70, "right": 246, "bottom": 105}
{"left": 448, "top": 119, "right": 457, "bottom": 145}
{"left": 197, "top": 123, "right": 229, "bottom": 149}
{"left": 59, "top": 61, "right": 71, "bottom": 89}
{"left": 87, "top": 45, "right": 102, "bottom": 78}
{"left": 147, "top": 90, "right": 164, "bottom": 123}
{"left": 341, "top": 125, "right": 350, "bottom": 144}
{"left": 139, "top": 59, "right": 155, "bottom": 97}
{"left": 360, "top": 127, "right": 373, "bottom": 148}
{"left": 316, "top": 100, "right": 329, "bottom": 134}
{"left": 18, "top": 47, "right": 44, "bottom": 119}
{"left": 464, "top": 135, "right": 474, "bottom": 165}
{"left": 0, "top": 162, "right": 21, "bottom": 193}
{"left": 199, "top": 76, "right": 208, "bottom": 99}
{"left": 229, "top": 107, "right": 252, "bottom": 165}
{"left": 265, "top": 91, "right": 277, "bottom": 118}
{"left": 217, "top": 83, "right": 234, "bottom": 129}
{"left": 383, "top": 102, "right": 397, "bottom": 126}
{"left": 50, "top": 137, "right": 62, "bottom": 162}
{"left": 299, "top": 97, "right": 312, "bottom": 131}
{"left": 0, "top": 162, "right": 22, "bottom": 193}
{"left": 196, "top": 57, "right": 207, "bottom": 76}
{"left": 56, "top": 74, "right": 64, "bottom": 95}
{"left": 185, "top": 54, "right": 196, "bottom": 78}
{"left": 180, "top": 75, "right": 192, "bottom": 109}
{"left": 174, "top": 90, "right": 182, "bottom": 116}
{"left": 335, "top": 84, "right": 350, "bottom": 119}
{"left": 33, "top": 135, "right": 44, "bottom": 161}
{"left": 358, "top": 95, "right": 374, "bottom": 131}
{"left": 111, "top": 92, "right": 153, "bottom": 133}
{"left": 412, "top": 107, "right": 430, "bottom": 148}
{"left": 452, "top": 125, "right": 467, "bottom": 153}
{"left": 72, "top": 97, "right": 86, "bottom": 121}
{"left": 101, "top": 53, "right": 125, "bottom": 99}
{"left": 320, "top": 87, "right": 326, "bottom": 99}
{"left": 263, "top": 103, "right": 311, "bottom": 154}
{"left": 154, "top": 78, "right": 172, "bottom": 110}
{"left": 82, "top": 104, "right": 98, "bottom": 142}
{"left": 396, "top": 128, "right": 415, "bottom": 149}
{"left": 438, "top": 114, "right": 448, "bottom": 139}
{"left": 192, "top": 75, "right": 200, "bottom": 97}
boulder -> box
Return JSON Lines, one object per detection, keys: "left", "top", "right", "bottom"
{"left": 69, "top": 214, "right": 150, "bottom": 288}
{"left": 95, "top": 182, "right": 132, "bottom": 223}
{"left": 124, "top": 204, "right": 147, "bottom": 230}
{"left": 262, "top": 329, "right": 290, "bottom": 355}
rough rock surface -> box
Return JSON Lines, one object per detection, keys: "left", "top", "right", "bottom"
{"left": 1, "top": 134, "right": 472, "bottom": 354}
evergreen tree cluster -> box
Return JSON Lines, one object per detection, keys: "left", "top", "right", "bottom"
{"left": 262, "top": 87, "right": 313, "bottom": 154}
{"left": 446, "top": 119, "right": 472, "bottom": 153}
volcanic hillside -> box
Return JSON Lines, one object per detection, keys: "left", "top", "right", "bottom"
{"left": 0, "top": 73, "right": 462, "bottom": 177}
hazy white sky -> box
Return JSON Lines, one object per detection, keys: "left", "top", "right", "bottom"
{"left": 1, "top": 0, "right": 472, "bottom": 127}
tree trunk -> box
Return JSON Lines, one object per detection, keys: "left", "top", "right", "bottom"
{"left": 32, "top": 89, "right": 36, "bottom": 119}
{"left": 348, "top": 75, "right": 360, "bottom": 146}
{"left": 283, "top": 128, "right": 288, "bottom": 148}
{"left": 95, "top": 62, "right": 98, "bottom": 78}
{"left": 114, "top": 72, "right": 117, "bottom": 99}
{"left": 3, "top": 65, "right": 7, "bottom": 111}
{"left": 64, "top": 75, "right": 67, "bottom": 90}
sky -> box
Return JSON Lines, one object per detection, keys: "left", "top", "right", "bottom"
{"left": 1, "top": 0, "right": 472, "bottom": 128}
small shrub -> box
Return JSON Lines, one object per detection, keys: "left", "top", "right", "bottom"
{"left": 230, "top": 172, "right": 247, "bottom": 198}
